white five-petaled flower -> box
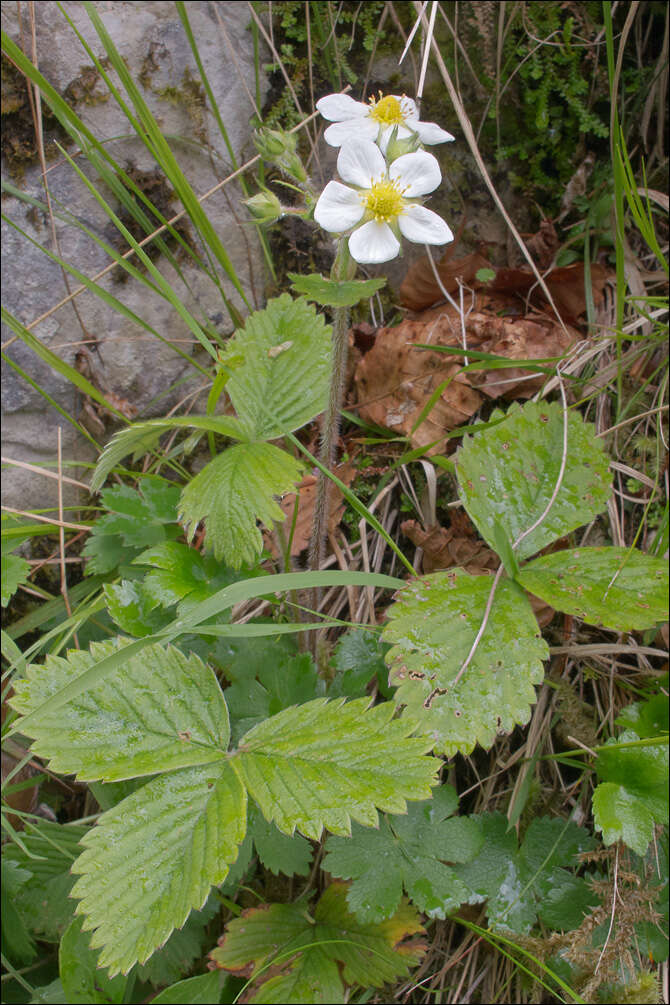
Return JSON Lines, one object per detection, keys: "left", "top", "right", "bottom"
{"left": 317, "top": 92, "right": 454, "bottom": 153}
{"left": 314, "top": 139, "right": 453, "bottom": 264}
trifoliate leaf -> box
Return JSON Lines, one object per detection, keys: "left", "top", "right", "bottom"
{"left": 82, "top": 482, "right": 182, "bottom": 573}
{"left": 225, "top": 650, "right": 323, "bottom": 741}
{"left": 288, "top": 272, "right": 386, "bottom": 307}
{"left": 593, "top": 730, "right": 669, "bottom": 855}
{"left": 324, "top": 784, "right": 483, "bottom": 922}
{"left": 248, "top": 804, "right": 313, "bottom": 877}
{"left": 71, "top": 762, "right": 247, "bottom": 976}
{"left": 209, "top": 881, "right": 426, "bottom": 1002}
{"left": 454, "top": 814, "right": 597, "bottom": 933}
{"left": 2, "top": 552, "right": 31, "bottom": 606}
{"left": 59, "top": 917, "right": 127, "bottom": 1004}
{"left": 220, "top": 293, "right": 331, "bottom": 440}
{"left": 90, "top": 416, "right": 245, "bottom": 493}
{"left": 103, "top": 580, "right": 171, "bottom": 637}
{"left": 232, "top": 698, "right": 439, "bottom": 840}
{"left": 383, "top": 571, "right": 548, "bottom": 756}
{"left": 329, "top": 630, "right": 391, "bottom": 698}
{"left": 517, "top": 547, "right": 669, "bottom": 631}
{"left": 9, "top": 640, "right": 230, "bottom": 781}
{"left": 457, "top": 400, "right": 612, "bottom": 560}
{"left": 179, "top": 441, "right": 304, "bottom": 567}
{"left": 2, "top": 821, "right": 90, "bottom": 942}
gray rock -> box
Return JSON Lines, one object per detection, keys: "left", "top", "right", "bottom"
{"left": 1, "top": 1, "right": 268, "bottom": 511}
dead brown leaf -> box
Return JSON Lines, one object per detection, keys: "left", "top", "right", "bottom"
{"left": 353, "top": 306, "right": 579, "bottom": 451}
{"left": 401, "top": 519, "right": 498, "bottom": 575}
{"left": 264, "top": 464, "right": 356, "bottom": 557}
{"left": 400, "top": 250, "right": 492, "bottom": 312}
{"left": 400, "top": 249, "right": 609, "bottom": 323}
{"left": 524, "top": 219, "right": 560, "bottom": 270}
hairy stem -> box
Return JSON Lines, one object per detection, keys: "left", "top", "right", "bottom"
{"left": 308, "top": 240, "right": 354, "bottom": 571}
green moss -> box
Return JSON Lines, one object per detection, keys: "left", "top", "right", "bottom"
{"left": 156, "top": 67, "right": 208, "bottom": 145}
{"left": 0, "top": 54, "right": 71, "bottom": 180}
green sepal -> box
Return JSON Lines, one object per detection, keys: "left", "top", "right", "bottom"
{"left": 288, "top": 272, "right": 386, "bottom": 307}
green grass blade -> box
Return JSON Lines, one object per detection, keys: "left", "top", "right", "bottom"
{"left": 1, "top": 307, "right": 128, "bottom": 423}
{"left": 10, "top": 571, "right": 404, "bottom": 733}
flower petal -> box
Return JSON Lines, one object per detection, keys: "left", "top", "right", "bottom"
{"left": 398, "top": 204, "right": 454, "bottom": 245}
{"left": 337, "top": 139, "right": 387, "bottom": 188}
{"left": 390, "top": 150, "right": 442, "bottom": 196}
{"left": 411, "top": 120, "right": 455, "bottom": 145}
{"left": 348, "top": 220, "right": 400, "bottom": 264}
{"left": 324, "top": 118, "right": 379, "bottom": 148}
{"left": 399, "top": 96, "right": 419, "bottom": 120}
{"left": 314, "top": 181, "right": 365, "bottom": 232}
{"left": 316, "top": 93, "right": 370, "bottom": 122}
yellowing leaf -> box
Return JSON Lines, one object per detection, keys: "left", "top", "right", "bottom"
{"left": 209, "top": 881, "right": 426, "bottom": 1002}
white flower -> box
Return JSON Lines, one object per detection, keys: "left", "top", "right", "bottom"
{"left": 314, "top": 139, "right": 453, "bottom": 265}
{"left": 316, "top": 92, "right": 454, "bottom": 153}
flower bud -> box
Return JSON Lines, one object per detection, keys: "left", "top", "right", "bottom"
{"left": 254, "top": 127, "right": 297, "bottom": 160}
{"left": 384, "top": 125, "right": 422, "bottom": 162}
{"left": 244, "top": 188, "right": 283, "bottom": 225}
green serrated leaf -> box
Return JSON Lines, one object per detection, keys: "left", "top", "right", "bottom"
{"left": 83, "top": 482, "right": 182, "bottom": 573}
{"left": 90, "top": 416, "right": 246, "bottom": 493}
{"left": 135, "top": 541, "right": 243, "bottom": 614}
{"left": 1, "top": 859, "right": 37, "bottom": 964}
{"left": 179, "top": 441, "right": 304, "bottom": 567}
{"left": 593, "top": 730, "right": 669, "bottom": 855}
{"left": 2, "top": 821, "right": 89, "bottom": 942}
{"left": 137, "top": 897, "right": 221, "bottom": 987}
{"left": 151, "top": 972, "right": 227, "bottom": 1004}
{"left": 249, "top": 804, "right": 313, "bottom": 877}
{"left": 59, "top": 916, "right": 127, "bottom": 1004}
{"left": 1, "top": 552, "right": 31, "bottom": 606}
{"left": 225, "top": 650, "right": 323, "bottom": 741}
{"left": 209, "top": 881, "right": 425, "bottom": 1000}
{"left": 288, "top": 272, "right": 386, "bottom": 307}
{"left": 457, "top": 400, "right": 612, "bottom": 560}
{"left": 9, "top": 640, "right": 230, "bottom": 781}
{"left": 233, "top": 698, "right": 438, "bottom": 840}
{"left": 517, "top": 547, "right": 669, "bottom": 630}
{"left": 71, "top": 762, "right": 247, "bottom": 976}
{"left": 383, "top": 571, "right": 548, "bottom": 756}
{"left": 617, "top": 689, "right": 669, "bottom": 738}
{"left": 104, "top": 580, "right": 171, "bottom": 637}
{"left": 454, "top": 814, "right": 597, "bottom": 933}
{"left": 221, "top": 293, "right": 331, "bottom": 440}
{"left": 329, "top": 630, "right": 391, "bottom": 699}
{"left": 324, "top": 785, "right": 483, "bottom": 922}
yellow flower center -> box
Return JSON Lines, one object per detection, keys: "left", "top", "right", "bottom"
{"left": 368, "top": 94, "right": 404, "bottom": 126}
{"left": 363, "top": 179, "right": 406, "bottom": 223}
